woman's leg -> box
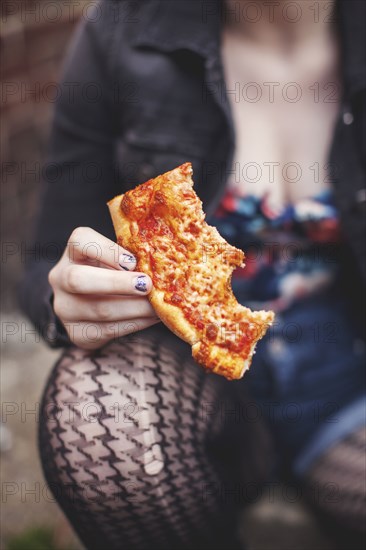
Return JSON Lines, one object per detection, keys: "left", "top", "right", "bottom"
{"left": 39, "top": 327, "right": 259, "bottom": 550}
{"left": 247, "top": 296, "right": 365, "bottom": 539}
{"left": 304, "top": 426, "right": 366, "bottom": 534}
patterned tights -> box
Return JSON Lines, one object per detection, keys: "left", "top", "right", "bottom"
{"left": 39, "top": 328, "right": 255, "bottom": 550}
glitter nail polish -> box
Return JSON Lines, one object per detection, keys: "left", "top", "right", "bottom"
{"left": 134, "top": 275, "right": 148, "bottom": 292}
{"left": 119, "top": 253, "right": 136, "bottom": 270}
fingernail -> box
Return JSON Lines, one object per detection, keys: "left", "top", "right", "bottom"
{"left": 134, "top": 275, "right": 149, "bottom": 293}
{"left": 119, "top": 253, "right": 136, "bottom": 271}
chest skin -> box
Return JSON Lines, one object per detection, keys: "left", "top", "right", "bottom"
{"left": 221, "top": 25, "right": 341, "bottom": 208}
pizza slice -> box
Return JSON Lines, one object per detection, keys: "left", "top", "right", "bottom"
{"left": 108, "top": 163, "right": 274, "bottom": 380}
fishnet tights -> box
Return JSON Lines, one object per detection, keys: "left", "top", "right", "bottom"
{"left": 305, "top": 427, "right": 366, "bottom": 533}
{"left": 39, "top": 329, "right": 246, "bottom": 550}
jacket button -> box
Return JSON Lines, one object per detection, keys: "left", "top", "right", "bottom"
{"left": 351, "top": 188, "right": 366, "bottom": 214}
{"left": 355, "top": 188, "right": 366, "bottom": 205}
{"left": 343, "top": 111, "right": 354, "bottom": 125}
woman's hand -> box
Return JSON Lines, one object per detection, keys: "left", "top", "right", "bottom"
{"left": 48, "top": 227, "right": 160, "bottom": 349}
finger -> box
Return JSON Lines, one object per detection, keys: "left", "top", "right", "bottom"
{"left": 67, "top": 227, "right": 137, "bottom": 271}
{"left": 56, "top": 294, "right": 156, "bottom": 322}
{"left": 65, "top": 318, "right": 160, "bottom": 350}
{"left": 63, "top": 264, "right": 152, "bottom": 295}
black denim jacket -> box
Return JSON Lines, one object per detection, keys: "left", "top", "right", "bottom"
{"left": 19, "top": 0, "right": 366, "bottom": 347}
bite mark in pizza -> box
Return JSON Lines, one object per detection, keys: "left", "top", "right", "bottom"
{"left": 108, "top": 163, "right": 274, "bottom": 380}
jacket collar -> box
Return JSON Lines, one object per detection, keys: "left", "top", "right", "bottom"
{"left": 133, "top": 0, "right": 365, "bottom": 96}
{"left": 132, "top": 0, "right": 221, "bottom": 58}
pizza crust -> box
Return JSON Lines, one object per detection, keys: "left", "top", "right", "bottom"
{"left": 192, "top": 342, "right": 249, "bottom": 380}
{"left": 107, "top": 195, "right": 133, "bottom": 248}
{"left": 150, "top": 288, "right": 199, "bottom": 344}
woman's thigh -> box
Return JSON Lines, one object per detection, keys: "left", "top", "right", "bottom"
{"left": 39, "top": 326, "right": 264, "bottom": 549}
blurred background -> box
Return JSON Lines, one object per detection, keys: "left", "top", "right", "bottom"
{"left": 1, "top": 2, "right": 87, "bottom": 548}
{"left": 0, "top": 1, "right": 344, "bottom": 549}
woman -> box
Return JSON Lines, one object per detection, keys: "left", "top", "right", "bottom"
{"left": 20, "top": 1, "right": 365, "bottom": 548}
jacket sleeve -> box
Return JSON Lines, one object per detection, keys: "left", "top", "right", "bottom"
{"left": 18, "top": 12, "right": 119, "bottom": 347}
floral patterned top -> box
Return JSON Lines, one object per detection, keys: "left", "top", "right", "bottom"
{"left": 208, "top": 188, "right": 342, "bottom": 313}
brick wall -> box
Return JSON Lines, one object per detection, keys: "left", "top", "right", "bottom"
{"left": 1, "top": 1, "right": 92, "bottom": 311}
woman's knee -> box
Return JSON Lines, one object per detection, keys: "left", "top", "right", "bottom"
{"left": 38, "top": 334, "right": 215, "bottom": 501}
